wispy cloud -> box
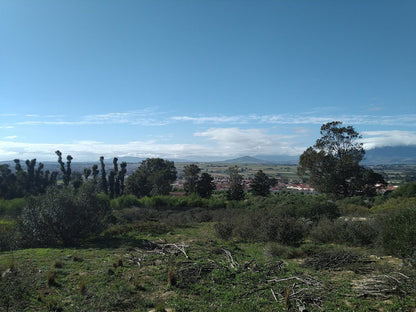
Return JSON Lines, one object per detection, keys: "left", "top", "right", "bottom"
{"left": 3, "top": 135, "right": 17, "bottom": 140}
{"left": 7, "top": 110, "right": 416, "bottom": 128}
{"left": 172, "top": 115, "right": 251, "bottom": 124}
{"left": 361, "top": 130, "right": 416, "bottom": 149}
{"left": 173, "top": 113, "right": 416, "bottom": 126}
{"left": 11, "top": 109, "right": 169, "bottom": 127}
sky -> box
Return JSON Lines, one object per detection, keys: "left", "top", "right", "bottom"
{"left": 1, "top": 0, "right": 415, "bottom": 161}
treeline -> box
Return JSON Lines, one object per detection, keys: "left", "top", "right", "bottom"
{"left": 1, "top": 151, "right": 281, "bottom": 202}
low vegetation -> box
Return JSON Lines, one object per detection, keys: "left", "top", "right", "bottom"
{"left": 1, "top": 183, "right": 416, "bottom": 311}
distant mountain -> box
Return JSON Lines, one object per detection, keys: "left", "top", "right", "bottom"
{"left": 222, "top": 156, "right": 273, "bottom": 164}
{"left": 117, "top": 156, "right": 143, "bottom": 163}
{"left": 253, "top": 155, "right": 299, "bottom": 164}
{"left": 363, "top": 145, "right": 416, "bottom": 164}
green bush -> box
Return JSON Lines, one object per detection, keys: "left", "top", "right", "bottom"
{"left": 0, "top": 198, "right": 26, "bottom": 217}
{"left": 213, "top": 208, "right": 306, "bottom": 246}
{"left": 265, "top": 215, "right": 306, "bottom": 246}
{"left": 310, "top": 217, "right": 380, "bottom": 247}
{"left": 102, "top": 221, "right": 171, "bottom": 237}
{"left": 390, "top": 181, "right": 416, "bottom": 198}
{"left": 111, "top": 194, "right": 141, "bottom": 210}
{"left": 0, "top": 220, "right": 19, "bottom": 251}
{"left": 371, "top": 197, "right": 416, "bottom": 213}
{"left": 381, "top": 207, "right": 416, "bottom": 258}
{"left": 214, "top": 222, "right": 233, "bottom": 240}
{"left": 20, "top": 182, "right": 111, "bottom": 247}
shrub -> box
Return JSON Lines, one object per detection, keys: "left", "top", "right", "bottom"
{"left": 264, "top": 242, "right": 292, "bottom": 259}
{"left": 338, "top": 203, "right": 371, "bottom": 216}
{"left": 381, "top": 207, "right": 416, "bottom": 258}
{"left": 0, "top": 198, "right": 26, "bottom": 217}
{"left": 309, "top": 218, "right": 339, "bottom": 244}
{"left": 102, "top": 221, "right": 171, "bottom": 237}
{"left": 304, "top": 201, "right": 340, "bottom": 221}
{"left": 214, "top": 222, "right": 234, "bottom": 240}
{"left": 371, "top": 197, "right": 416, "bottom": 213}
{"left": 265, "top": 215, "right": 306, "bottom": 246}
{"left": 0, "top": 220, "right": 19, "bottom": 251}
{"left": 111, "top": 194, "right": 141, "bottom": 210}
{"left": 213, "top": 208, "right": 306, "bottom": 246}
{"left": 310, "top": 217, "right": 380, "bottom": 247}
{"left": 390, "top": 181, "right": 416, "bottom": 198}
{"left": 20, "top": 182, "right": 111, "bottom": 247}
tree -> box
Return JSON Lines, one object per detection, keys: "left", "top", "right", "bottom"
{"left": 4, "top": 159, "right": 57, "bottom": 198}
{"left": 91, "top": 164, "right": 99, "bottom": 182}
{"left": 118, "top": 161, "right": 127, "bottom": 195}
{"left": 227, "top": 166, "right": 245, "bottom": 200}
{"left": 183, "top": 164, "right": 201, "bottom": 195}
{"left": 99, "top": 156, "right": 108, "bottom": 194}
{"left": 298, "top": 121, "right": 385, "bottom": 197}
{"left": 197, "top": 172, "right": 216, "bottom": 198}
{"left": 83, "top": 168, "right": 91, "bottom": 180}
{"left": 0, "top": 164, "right": 17, "bottom": 199}
{"left": 56, "top": 150, "right": 72, "bottom": 186}
{"left": 125, "top": 158, "right": 177, "bottom": 197}
{"left": 250, "top": 170, "right": 276, "bottom": 196}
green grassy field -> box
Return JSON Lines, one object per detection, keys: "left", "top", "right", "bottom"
{"left": 1, "top": 220, "right": 415, "bottom": 312}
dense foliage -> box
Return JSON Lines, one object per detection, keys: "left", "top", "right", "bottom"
{"left": 183, "top": 164, "right": 216, "bottom": 198}
{"left": 298, "top": 121, "right": 386, "bottom": 197}
{"left": 125, "top": 158, "right": 177, "bottom": 197}
{"left": 227, "top": 166, "right": 245, "bottom": 200}
{"left": 0, "top": 159, "right": 57, "bottom": 199}
{"left": 19, "top": 183, "right": 111, "bottom": 247}
{"left": 250, "top": 169, "right": 276, "bottom": 196}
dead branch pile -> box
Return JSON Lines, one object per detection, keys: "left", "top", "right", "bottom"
{"left": 264, "top": 260, "right": 286, "bottom": 275}
{"left": 303, "top": 249, "right": 361, "bottom": 270}
{"left": 175, "top": 260, "right": 219, "bottom": 288}
{"left": 352, "top": 272, "right": 415, "bottom": 298}
{"left": 268, "top": 274, "right": 324, "bottom": 311}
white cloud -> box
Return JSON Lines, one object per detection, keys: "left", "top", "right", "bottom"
{"left": 195, "top": 127, "right": 304, "bottom": 156}
{"left": 361, "top": 130, "right": 416, "bottom": 149}
{"left": 172, "top": 115, "right": 249, "bottom": 124}
{"left": 3, "top": 135, "right": 17, "bottom": 140}
{"left": 0, "top": 127, "right": 306, "bottom": 161}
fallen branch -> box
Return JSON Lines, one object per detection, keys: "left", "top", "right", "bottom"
{"left": 164, "top": 243, "right": 191, "bottom": 259}
{"left": 222, "top": 248, "right": 239, "bottom": 270}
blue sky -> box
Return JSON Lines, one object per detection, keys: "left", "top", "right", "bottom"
{"left": 1, "top": 0, "right": 415, "bottom": 161}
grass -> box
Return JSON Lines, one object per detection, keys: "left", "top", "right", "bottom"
{"left": 1, "top": 222, "right": 415, "bottom": 311}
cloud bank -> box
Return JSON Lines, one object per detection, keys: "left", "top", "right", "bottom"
{"left": 361, "top": 131, "right": 416, "bottom": 150}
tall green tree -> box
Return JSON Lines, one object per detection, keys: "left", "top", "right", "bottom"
{"left": 7, "top": 159, "right": 57, "bottom": 198}
{"left": 125, "top": 158, "right": 177, "bottom": 197}
{"left": 298, "top": 121, "right": 385, "bottom": 197}
{"left": 250, "top": 170, "right": 276, "bottom": 196}
{"left": 99, "top": 156, "right": 108, "bottom": 194}
{"left": 197, "top": 172, "right": 216, "bottom": 198}
{"left": 0, "top": 164, "right": 17, "bottom": 199}
{"left": 227, "top": 166, "right": 245, "bottom": 200}
{"left": 118, "top": 161, "right": 127, "bottom": 195}
{"left": 91, "top": 164, "right": 99, "bottom": 182}
{"left": 183, "top": 164, "right": 201, "bottom": 195}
